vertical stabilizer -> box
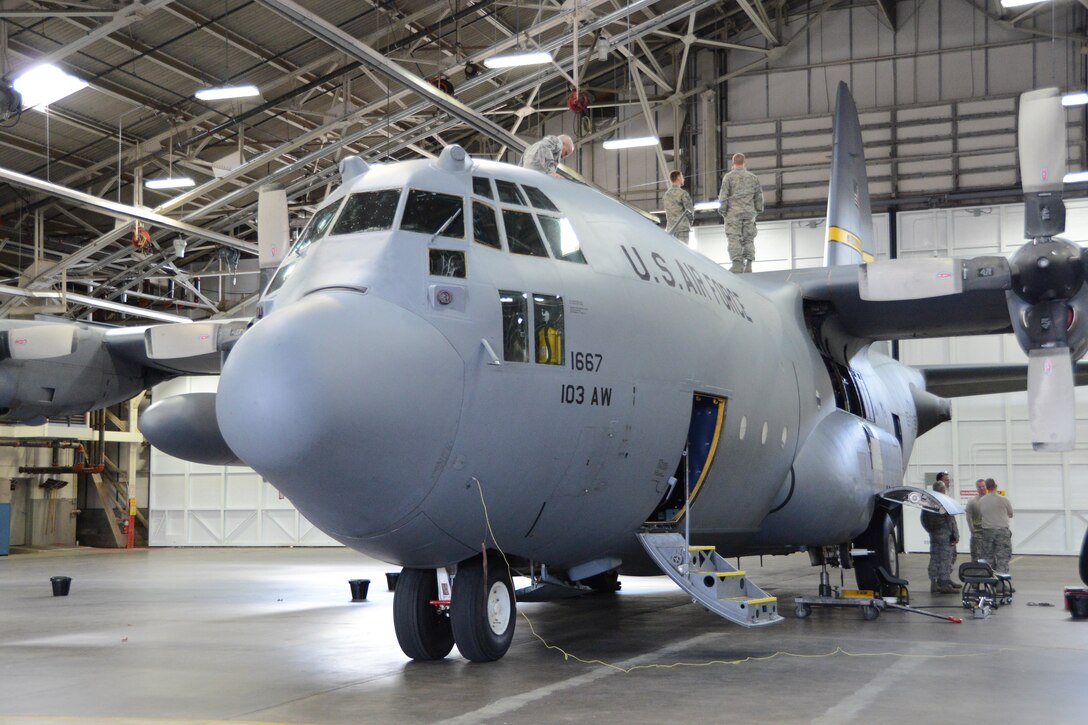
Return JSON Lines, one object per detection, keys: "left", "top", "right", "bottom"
{"left": 825, "top": 83, "right": 876, "bottom": 266}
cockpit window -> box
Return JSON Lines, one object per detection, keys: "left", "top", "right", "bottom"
{"left": 538, "top": 216, "right": 587, "bottom": 264}
{"left": 263, "top": 200, "right": 342, "bottom": 295}
{"left": 331, "top": 189, "right": 400, "bottom": 235}
{"left": 522, "top": 185, "right": 559, "bottom": 212}
{"left": 502, "top": 209, "right": 548, "bottom": 257}
{"left": 473, "top": 201, "right": 501, "bottom": 250}
{"left": 401, "top": 189, "right": 465, "bottom": 239}
{"left": 495, "top": 179, "right": 527, "bottom": 206}
{"left": 472, "top": 176, "right": 493, "bottom": 199}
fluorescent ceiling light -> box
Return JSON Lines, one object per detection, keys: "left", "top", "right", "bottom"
{"left": 1063, "top": 171, "right": 1088, "bottom": 184}
{"left": 602, "top": 136, "right": 660, "bottom": 150}
{"left": 482, "top": 51, "right": 552, "bottom": 69}
{"left": 1062, "top": 92, "right": 1088, "bottom": 107}
{"left": 145, "top": 177, "right": 196, "bottom": 190}
{"left": 195, "top": 84, "right": 260, "bottom": 101}
{"left": 694, "top": 200, "right": 721, "bottom": 211}
{"left": 13, "top": 64, "right": 88, "bottom": 110}
{"left": 1000, "top": 0, "right": 1047, "bottom": 7}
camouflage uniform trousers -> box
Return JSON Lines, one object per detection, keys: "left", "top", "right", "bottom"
{"left": 725, "top": 216, "right": 757, "bottom": 273}
{"left": 976, "top": 527, "right": 1013, "bottom": 573}
{"left": 927, "top": 537, "right": 957, "bottom": 583}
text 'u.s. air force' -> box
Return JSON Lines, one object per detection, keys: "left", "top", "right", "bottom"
{"left": 620, "top": 245, "right": 752, "bottom": 322}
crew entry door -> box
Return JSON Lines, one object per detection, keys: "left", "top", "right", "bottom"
{"left": 647, "top": 394, "right": 726, "bottom": 524}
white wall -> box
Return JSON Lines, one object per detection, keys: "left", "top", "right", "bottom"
{"left": 148, "top": 376, "right": 339, "bottom": 547}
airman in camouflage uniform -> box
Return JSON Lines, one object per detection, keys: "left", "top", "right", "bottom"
{"left": 521, "top": 134, "right": 574, "bottom": 176}
{"left": 718, "top": 153, "right": 764, "bottom": 273}
{"left": 921, "top": 475, "right": 959, "bottom": 593}
{"left": 663, "top": 170, "right": 694, "bottom": 241}
{"left": 976, "top": 478, "right": 1014, "bottom": 574}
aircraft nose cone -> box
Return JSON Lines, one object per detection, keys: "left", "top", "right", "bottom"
{"left": 216, "top": 291, "right": 464, "bottom": 537}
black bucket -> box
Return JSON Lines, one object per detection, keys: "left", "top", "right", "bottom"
{"left": 386, "top": 572, "right": 400, "bottom": 591}
{"left": 349, "top": 579, "right": 370, "bottom": 602}
{"left": 1069, "top": 592, "right": 1088, "bottom": 619}
{"left": 50, "top": 576, "right": 71, "bottom": 597}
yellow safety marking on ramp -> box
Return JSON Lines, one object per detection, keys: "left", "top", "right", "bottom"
{"left": 687, "top": 545, "right": 715, "bottom": 551}
{"left": 746, "top": 596, "right": 778, "bottom": 605}
{"left": 691, "top": 570, "right": 746, "bottom": 577}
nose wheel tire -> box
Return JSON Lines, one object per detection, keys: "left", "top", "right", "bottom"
{"left": 393, "top": 568, "right": 454, "bottom": 661}
{"left": 451, "top": 554, "right": 516, "bottom": 662}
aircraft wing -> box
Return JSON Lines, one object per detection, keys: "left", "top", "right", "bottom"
{"left": 918, "top": 362, "right": 1088, "bottom": 398}
{"left": 104, "top": 321, "right": 248, "bottom": 375}
{"left": 748, "top": 266, "right": 1012, "bottom": 340}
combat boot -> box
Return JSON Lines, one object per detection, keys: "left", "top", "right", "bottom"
{"left": 930, "top": 580, "right": 941, "bottom": 593}
{"left": 939, "top": 580, "right": 960, "bottom": 593}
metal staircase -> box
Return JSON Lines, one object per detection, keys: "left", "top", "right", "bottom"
{"left": 637, "top": 532, "right": 783, "bottom": 627}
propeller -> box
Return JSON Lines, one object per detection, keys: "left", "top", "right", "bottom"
{"left": 860, "top": 87, "right": 1084, "bottom": 451}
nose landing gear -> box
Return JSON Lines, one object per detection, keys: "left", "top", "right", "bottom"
{"left": 391, "top": 552, "right": 517, "bottom": 662}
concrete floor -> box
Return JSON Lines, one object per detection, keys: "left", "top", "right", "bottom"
{"left": 1, "top": 547, "right": 1086, "bottom": 724}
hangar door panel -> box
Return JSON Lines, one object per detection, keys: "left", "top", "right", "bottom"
{"left": 148, "top": 377, "right": 339, "bottom": 547}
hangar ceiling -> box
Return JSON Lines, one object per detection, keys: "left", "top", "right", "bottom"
{"left": 0, "top": 0, "right": 1079, "bottom": 323}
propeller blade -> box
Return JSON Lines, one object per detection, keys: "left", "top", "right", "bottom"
{"left": 1027, "top": 347, "right": 1075, "bottom": 452}
{"left": 5, "top": 324, "right": 77, "bottom": 360}
{"left": 1019, "top": 88, "right": 1067, "bottom": 238}
{"left": 859, "top": 258, "right": 962, "bottom": 301}
{"left": 257, "top": 184, "right": 290, "bottom": 270}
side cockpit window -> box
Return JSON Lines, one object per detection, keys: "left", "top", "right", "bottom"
{"left": 331, "top": 189, "right": 400, "bottom": 235}
{"left": 402, "top": 189, "right": 464, "bottom": 239}
{"left": 522, "top": 185, "right": 558, "bottom": 211}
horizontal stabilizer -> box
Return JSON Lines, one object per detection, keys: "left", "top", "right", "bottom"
{"left": 5, "top": 324, "right": 77, "bottom": 360}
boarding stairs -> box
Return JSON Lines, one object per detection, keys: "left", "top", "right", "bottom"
{"left": 637, "top": 532, "right": 782, "bottom": 627}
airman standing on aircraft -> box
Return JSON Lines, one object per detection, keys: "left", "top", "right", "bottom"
{"left": 663, "top": 170, "right": 694, "bottom": 241}
{"left": 977, "top": 478, "right": 1014, "bottom": 574}
{"left": 965, "top": 478, "right": 987, "bottom": 561}
{"left": 718, "top": 153, "right": 764, "bottom": 273}
{"left": 521, "top": 134, "right": 574, "bottom": 177}
{"left": 921, "top": 474, "right": 959, "bottom": 593}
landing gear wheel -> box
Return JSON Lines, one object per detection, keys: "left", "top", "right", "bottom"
{"left": 393, "top": 568, "right": 454, "bottom": 661}
{"left": 450, "top": 554, "right": 516, "bottom": 662}
{"left": 853, "top": 511, "right": 899, "bottom": 591}
{"left": 795, "top": 604, "right": 812, "bottom": 619}
{"left": 862, "top": 605, "right": 880, "bottom": 621}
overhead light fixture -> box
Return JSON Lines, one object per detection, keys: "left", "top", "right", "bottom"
{"left": 1062, "top": 92, "right": 1088, "bottom": 107}
{"left": 694, "top": 200, "right": 721, "bottom": 211}
{"left": 482, "top": 51, "right": 553, "bottom": 69}
{"left": 13, "top": 64, "right": 88, "bottom": 110}
{"left": 1063, "top": 171, "right": 1088, "bottom": 184}
{"left": 145, "top": 176, "right": 196, "bottom": 190}
{"left": 195, "top": 84, "right": 260, "bottom": 101}
{"left": 1000, "top": 0, "right": 1047, "bottom": 7}
{"left": 603, "top": 136, "right": 660, "bottom": 150}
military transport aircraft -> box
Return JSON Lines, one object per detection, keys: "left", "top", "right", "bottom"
{"left": 4, "top": 83, "right": 1088, "bottom": 662}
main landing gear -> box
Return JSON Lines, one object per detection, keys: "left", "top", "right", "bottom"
{"left": 392, "top": 552, "right": 516, "bottom": 662}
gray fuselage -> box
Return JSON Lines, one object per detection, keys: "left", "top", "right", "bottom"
{"left": 214, "top": 154, "right": 928, "bottom": 576}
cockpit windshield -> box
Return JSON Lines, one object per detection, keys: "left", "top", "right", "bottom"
{"left": 401, "top": 189, "right": 465, "bottom": 239}
{"left": 331, "top": 189, "right": 401, "bottom": 235}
